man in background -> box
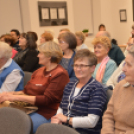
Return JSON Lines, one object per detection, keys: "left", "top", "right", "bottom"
{"left": 10, "top": 29, "right": 21, "bottom": 51}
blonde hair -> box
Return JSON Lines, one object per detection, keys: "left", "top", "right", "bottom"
{"left": 38, "top": 41, "right": 63, "bottom": 63}
{"left": 92, "top": 36, "right": 111, "bottom": 50}
{"left": 75, "top": 31, "right": 85, "bottom": 43}
{"left": 0, "top": 41, "right": 12, "bottom": 59}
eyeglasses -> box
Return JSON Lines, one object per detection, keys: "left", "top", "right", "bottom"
{"left": 72, "top": 64, "right": 93, "bottom": 69}
{"left": 128, "top": 44, "right": 134, "bottom": 47}
{"left": 58, "top": 40, "right": 66, "bottom": 44}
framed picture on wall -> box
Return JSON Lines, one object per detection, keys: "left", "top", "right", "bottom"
{"left": 120, "top": 9, "right": 127, "bottom": 22}
{"left": 38, "top": 1, "right": 68, "bottom": 26}
{"left": 41, "top": 8, "right": 49, "bottom": 20}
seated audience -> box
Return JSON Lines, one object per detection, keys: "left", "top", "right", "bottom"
{"left": 98, "top": 24, "right": 106, "bottom": 31}
{"left": 10, "top": 29, "right": 21, "bottom": 51}
{"left": 40, "top": 32, "right": 53, "bottom": 45}
{"left": 75, "top": 31, "right": 88, "bottom": 51}
{"left": 51, "top": 49, "right": 107, "bottom": 134}
{"left": 106, "top": 37, "right": 134, "bottom": 89}
{"left": 92, "top": 36, "right": 117, "bottom": 84}
{"left": 13, "top": 32, "right": 40, "bottom": 72}
{"left": 101, "top": 46, "right": 134, "bottom": 134}
{"left": 0, "top": 34, "right": 18, "bottom": 58}
{"left": 0, "top": 41, "right": 69, "bottom": 133}
{"left": 58, "top": 32, "right": 77, "bottom": 81}
{"left": 0, "top": 42, "right": 24, "bottom": 92}
{"left": 96, "top": 31, "right": 125, "bottom": 66}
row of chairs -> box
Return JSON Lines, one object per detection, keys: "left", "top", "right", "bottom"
{"left": 0, "top": 107, "right": 79, "bottom": 134}
{"left": 0, "top": 90, "right": 113, "bottom": 134}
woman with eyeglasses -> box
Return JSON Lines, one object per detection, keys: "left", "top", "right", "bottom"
{"left": 13, "top": 32, "right": 40, "bottom": 72}
{"left": 92, "top": 36, "right": 117, "bottom": 84}
{"left": 58, "top": 32, "right": 77, "bottom": 81}
{"left": 51, "top": 49, "right": 107, "bottom": 134}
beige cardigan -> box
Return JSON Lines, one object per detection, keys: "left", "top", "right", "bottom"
{"left": 101, "top": 79, "right": 134, "bottom": 134}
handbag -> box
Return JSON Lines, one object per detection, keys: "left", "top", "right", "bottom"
{"left": 0, "top": 101, "right": 38, "bottom": 114}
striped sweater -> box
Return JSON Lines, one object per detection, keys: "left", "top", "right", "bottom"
{"left": 60, "top": 77, "right": 107, "bottom": 134}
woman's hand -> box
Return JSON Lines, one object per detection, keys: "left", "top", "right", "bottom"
{"left": 0, "top": 94, "right": 17, "bottom": 103}
{"left": 51, "top": 113, "right": 67, "bottom": 124}
{"left": 51, "top": 116, "right": 62, "bottom": 124}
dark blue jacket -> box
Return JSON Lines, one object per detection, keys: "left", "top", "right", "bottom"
{"left": 60, "top": 51, "right": 76, "bottom": 81}
{"left": 108, "top": 43, "right": 125, "bottom": 66}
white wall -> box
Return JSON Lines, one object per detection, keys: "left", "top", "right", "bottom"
{"left": 20, "top": 0, "right": 31, "bottom": 32}
{"left": 100, "top": 0, "right": 133, "bottom": 45}
{"left": 72, "top": 0, "right": 93, "bottom": 33}
{"left": 0, "top": 0, "right": 23, "bottom": 35}
{"left": 111, "top": 0, "right": 133, "bottom": 45}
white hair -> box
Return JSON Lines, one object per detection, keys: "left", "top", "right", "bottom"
{"left": 0, "top": 41, "right": 12, "bottom": 59}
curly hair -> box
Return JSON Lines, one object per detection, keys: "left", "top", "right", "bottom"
{"left": 92, "top": 36, "right": 111, "bottom": 50}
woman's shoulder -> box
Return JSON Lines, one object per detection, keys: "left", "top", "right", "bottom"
{"left": 106, "top": 58, "right": 117, "bottom": 67}
{"left": 52, "top": 64, "right": 69, "bottom": 76}
{"left": 27, "top": 49, "right": 39, "bottom": 55}
{"left": 108, "top": 58, "right": 116, "bottom": 64}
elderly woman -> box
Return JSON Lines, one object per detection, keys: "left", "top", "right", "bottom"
{"left": 0, "top": 34, "right": 18, "bottom": 58}
{"left": 0, "top": 42, "right": 24, "bottom": 92}
{"left": 51, "top": 49, "right": 107, "bottom": 134}
{"left": 106, "top": 38, "right": 134, "bottom": 89}
{"left": 40, "top": 32, "right": 53, "bottom": 45}
{"left": 58, "top": 32, "right": 77, "bottom": 81}
{"left": 101, "top": 46, "right": 134, "bottom": 134}
{"left": 13, "top": 32, "right": 40, "bottom": 72}
{"left": 92, "top": 36, "right": 117, "bottom": 84}
{"left": 0, "top": 41, "right": 69, "bottom": 133}
{"left": 75, "top": 31, "right": 88, "bottom": 51}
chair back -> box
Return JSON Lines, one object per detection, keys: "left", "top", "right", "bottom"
{"left": 24, "top": 71, "right": 32, "bottom": 86}
{"left": 0, "top": 107, "right": 33, "bottom": 134}
{"left": 106, "top": 89, "right": 113, "bottom": 102}
{"left": 35, "top": 123, "right": 79, "bottom": 134}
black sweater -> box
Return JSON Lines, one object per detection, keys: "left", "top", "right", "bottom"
{"left": 13, "top": 48, "right": 40, "bottom": 72}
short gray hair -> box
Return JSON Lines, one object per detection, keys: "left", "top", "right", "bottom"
{"left": 0, "top": 41, "right": 12, "bottom": 59}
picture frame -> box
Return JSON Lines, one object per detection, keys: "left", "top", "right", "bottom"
{"left": 120, "top": 9, "right": 127, "bottom": 22}
{"left": 38, "top": 1, "right": 68, "bottom": 26}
